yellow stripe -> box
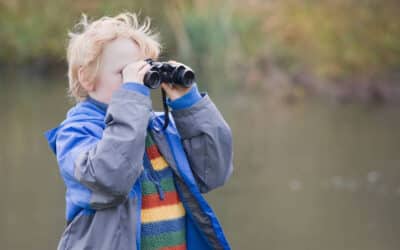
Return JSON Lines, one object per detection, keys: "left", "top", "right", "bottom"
{"left": 150, "top": 157, "right": 169, "bottom": 171}
{"left": 141, "top": 203, "right": 186, "bottom": 223}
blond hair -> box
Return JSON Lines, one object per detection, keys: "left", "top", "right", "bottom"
{"left": 66, "top": 12, "right": 161, "bottom": 102}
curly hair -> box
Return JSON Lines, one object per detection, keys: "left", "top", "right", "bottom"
{"left": 66, "top": 12, "right": 161, "bottom": 102}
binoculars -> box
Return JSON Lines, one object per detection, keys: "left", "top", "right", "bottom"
{"left": 143, "top": 59, "right": 196, "bottom": 89}
{"left": 142, "top": 59, "right": 196, "bottom": 130}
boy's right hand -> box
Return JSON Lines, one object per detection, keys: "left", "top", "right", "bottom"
{"left": 122, "top": 60, "right": 151, "bottom": 85}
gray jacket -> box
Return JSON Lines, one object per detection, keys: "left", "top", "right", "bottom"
{"left": 44, "top": 86, "right": 233, "bottom": 250}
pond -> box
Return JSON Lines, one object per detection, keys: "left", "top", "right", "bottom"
{"left": 1, "top": 73, "right": 400, "bottom": 250}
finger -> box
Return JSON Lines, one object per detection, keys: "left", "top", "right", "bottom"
{"left": 123, "top": 61, "right": 145, "bottom": 74}
{"left": 126, "top": 60, "right": 147, "bottom": 71}
{"left": 168, "top": 60, "right": 181, "bottom": 66}
{"left": 135, "top": 61, "right": 149, "bottom": 71}
{"left": 161, "top": 82, "right": 170, "bottom": 89}
{"left": 139, "top": 64, "right": 151, "bottom": 74}
{"left": 161, "top": 82, "right": 173, "bottom": 92}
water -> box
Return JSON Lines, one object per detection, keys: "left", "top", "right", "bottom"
{"left": 2, "top": 73, "right": 400, "bottom": 250}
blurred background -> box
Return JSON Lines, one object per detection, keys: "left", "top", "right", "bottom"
{"left": 1, "top": 0, "right": 400, "bottom": 249}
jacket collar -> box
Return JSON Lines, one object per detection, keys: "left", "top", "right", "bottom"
{"left": 84, "top": 95, "right": 165, "bottom": 132}
{"left": 86, "top": 96, "right": 108, "bottom": 113}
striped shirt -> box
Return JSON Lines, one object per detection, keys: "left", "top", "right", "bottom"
{"left": 140, "top": 131, "right": 187, "bottom": 250}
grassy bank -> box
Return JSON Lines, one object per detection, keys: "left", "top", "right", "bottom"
{"left": 1, "top": 0, "right": 399, "bottom": 101}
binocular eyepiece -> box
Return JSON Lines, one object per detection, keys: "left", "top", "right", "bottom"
{"left": 143, "top": 59, "right": 196, "bottom": 89}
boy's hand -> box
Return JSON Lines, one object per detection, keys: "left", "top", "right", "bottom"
{"left": 160, "top": 60, "right": 193, "bottom": 101}
{"left": 122, "top": 60, "right": 152, "bottom": 84}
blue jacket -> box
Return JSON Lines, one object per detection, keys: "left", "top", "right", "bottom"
{"left": 44, "top": 83, "right": 234, "bottom": 250}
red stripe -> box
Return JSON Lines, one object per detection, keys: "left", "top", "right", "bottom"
{"left": 142, "top": 191, "right": 181, "bottom": 209}
{"left": 146, "top": 144, "right": 161, "bottom": 159}
{"left": 159, "top": 243, "right": 187, "bottom": 250}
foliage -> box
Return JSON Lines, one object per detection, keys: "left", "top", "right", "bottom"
{"left": 0, "top": 0, "right": 399, "bottom": 89}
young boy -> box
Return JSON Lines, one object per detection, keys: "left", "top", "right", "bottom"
{"left": 44, "top": 12, "right": 233, "bottom": 250}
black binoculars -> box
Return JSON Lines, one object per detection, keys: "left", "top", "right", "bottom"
{"left": 143, "top": 59, "right": 196, "bottom": 89}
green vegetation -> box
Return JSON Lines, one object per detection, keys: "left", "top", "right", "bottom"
{"left": 1, "top": 0, "right": 399, "bottom": 95}
{"left": 261, "top": 0, "right": 400, "bottom": 78}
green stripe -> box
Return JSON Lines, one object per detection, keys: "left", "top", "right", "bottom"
{"left": 141, "top": 177, "right": 176, "bottom": 195}
{"left": 145, "top": 134, "right": 154, "bottom": 148}
{"left": 141, "top": 230, "right": 186, "bottom": 249}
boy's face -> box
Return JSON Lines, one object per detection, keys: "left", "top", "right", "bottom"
{"left": 90, "top": 37, "right": 144, "bottom": 103}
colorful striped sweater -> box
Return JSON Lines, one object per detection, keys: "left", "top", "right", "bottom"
{"left": 140, "top": 131, "right": 187, "bottom": 250}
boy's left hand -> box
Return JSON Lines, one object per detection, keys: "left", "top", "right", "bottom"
{"left": 160, "top": 60, "right": 193, "bottom": 101}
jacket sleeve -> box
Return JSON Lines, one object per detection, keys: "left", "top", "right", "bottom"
{"left": 56, "top": 87, "right": 151, "bottom": 209}
{"left": 171, "top": 93, "right": 234, "bottom": 193}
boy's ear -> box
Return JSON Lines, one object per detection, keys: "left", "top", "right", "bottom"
{"left": 78, "top": 66, "right": 96, "bottom": 92}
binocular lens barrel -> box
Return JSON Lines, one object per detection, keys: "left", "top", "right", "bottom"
{"left": 143, "top": 71, "right": 161, "bottom": 89}
{"left": 179, "top": 70, "right": 195, "bottom": 88}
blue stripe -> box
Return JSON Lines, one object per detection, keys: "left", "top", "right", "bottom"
{"left": 141, "top": 216, "right": 186, "bottom": 236}
{"left": 154, "top": 166, "right": 174, "bottom": 178}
